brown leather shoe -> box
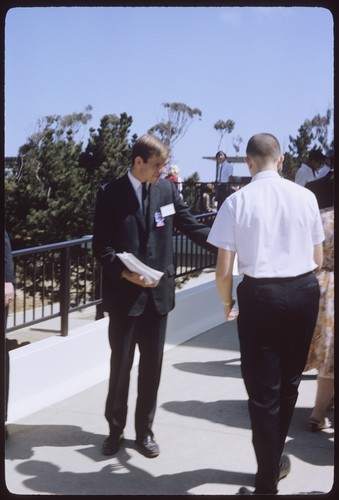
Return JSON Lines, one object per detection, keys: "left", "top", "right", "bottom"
{"left": 102, "top": 433, "right": 124, "bottom": 456}
{"left": 135, "top": 434, "right": 159, "bottom": 458}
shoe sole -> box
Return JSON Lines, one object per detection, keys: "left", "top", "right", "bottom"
{"left": 135, "top": 442, "right": 159, "bottom": 458}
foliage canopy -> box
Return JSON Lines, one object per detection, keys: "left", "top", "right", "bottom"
{"left": 5, "top": 105, "right": 333, "bottom": 249}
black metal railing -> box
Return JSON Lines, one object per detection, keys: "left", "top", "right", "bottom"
{"left": 7, "top": 213, "right": 217, "bottom": 336}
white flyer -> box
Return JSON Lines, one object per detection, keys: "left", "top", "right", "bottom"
{"left": 117, "top": 252, "right": 164, "bottom": 284}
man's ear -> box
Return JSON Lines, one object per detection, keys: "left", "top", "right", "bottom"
{"left": 246, "top": 156, "right": 253, "bottom": 171}
{"left": 134, "top": 156, "right": 144, "bottom": 167}
{"left": 277, "top": 154, "right": 284, "bottom": 171}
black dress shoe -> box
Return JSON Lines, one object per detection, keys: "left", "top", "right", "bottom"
{"left": 102, "top": 433, "right": 124, "bottom": 456}
{"left": 279, "top": 453, "right": 291, "bottom": 480}
{"left": 135, "top": 434, "right": 159, "bottom": 458}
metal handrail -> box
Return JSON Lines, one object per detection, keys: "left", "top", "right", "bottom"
{"left": 7, "top": 213, "right": 216, "bottom": 336}
{"left": 12, "top": 236, "right": 93, "bottom": 257}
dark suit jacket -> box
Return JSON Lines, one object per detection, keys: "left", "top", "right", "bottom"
{"left": 93, "top": 174, "right": 213, "bottom": 316}
{"left": 305, "top": 171, "right": 334, "bottom": 209}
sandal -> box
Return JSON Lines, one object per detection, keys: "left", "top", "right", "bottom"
{"left": 309, "top": 417, "right": 332, "bottom": 432}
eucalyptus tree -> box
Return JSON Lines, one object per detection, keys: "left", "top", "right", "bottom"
{"left": 214, "top": 119, "right": 235, "bottom": 150}
{"left": 148, "top": 102, "right": 202, "bottom": 163}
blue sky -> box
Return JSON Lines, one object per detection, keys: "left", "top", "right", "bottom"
{"left": 5, "top": 6, "right": 333, "bottom": 181}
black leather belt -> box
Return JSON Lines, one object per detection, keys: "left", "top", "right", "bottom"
{"left": 243, "top": 271, "right": 313, "bottom": 284}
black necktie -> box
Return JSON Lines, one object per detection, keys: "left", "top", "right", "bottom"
{"left": 142, "top": 183, "right": 148, "bottom": 216}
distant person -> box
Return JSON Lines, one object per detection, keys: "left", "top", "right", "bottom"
{"left": 93, "top": 134, "right": 214, "bottom": 459}
{"left": 215, "top": 151, "right": 233, "bottom": 208}
{"left": 304, "top": 168, "right": 334, "bottom": 432}
{"left": 294, "top": 149, "right": 326, "bottom": 186}
{"left": 165, "top": 164, "right": 183, "bottom": 197}
{"left": 207, "top": 133, "right": 324, "bottom": 495}
{"left": 316, "top": 149, "right": 333, "bottom": 180}
{"left": 4, "top": 230, "right": 15, "bottom": 434}
{"left": 195, "top": 184, "right": 215, "bottom": 213}
{"left": 201, "top": 183, "right": 215, "bottom": 212}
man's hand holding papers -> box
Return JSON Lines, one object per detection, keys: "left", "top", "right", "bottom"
{"left": 117, "top": 252, "right": 164, "bottom": 287}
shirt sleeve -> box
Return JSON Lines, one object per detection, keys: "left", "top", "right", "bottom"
{"left": 207, "top": 198, "right": 236, "bottom": 251}
{"left": 312, "top": 203, "right": 326, "bottom": 245}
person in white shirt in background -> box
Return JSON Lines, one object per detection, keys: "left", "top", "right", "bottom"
{"left": 316, "top": 149, "right": 333, "bottom": 180}
{"left": 208, "top": 133, "right": 324, "bottom": 495}
{"left": 294, "top": 148, "right": 326, "bottom": 186}
{"left": 215, "top": 150, "right": 234, "bottom": 208}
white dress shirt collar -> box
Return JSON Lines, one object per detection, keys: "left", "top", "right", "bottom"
{"left": 128, "top": 170, "right": 150, "bottom": 209}
{"left": 128, "top": 169, "right": 142, "bottom": 192}
{"left": 251, "top": 170, "right": 281, "bottom": 182}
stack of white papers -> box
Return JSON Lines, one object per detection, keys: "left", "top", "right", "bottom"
{"left": 117, "top": 252, "right": 164, "bottom": 284}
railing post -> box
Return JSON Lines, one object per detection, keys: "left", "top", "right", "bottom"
{"left": 60, "top": 247, "right": 71, "bottom": 336}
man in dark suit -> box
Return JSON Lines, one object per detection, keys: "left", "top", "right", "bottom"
{"left": 93, "top": 133, "right": 213, "bottom": 458}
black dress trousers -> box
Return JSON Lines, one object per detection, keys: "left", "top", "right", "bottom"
{"left": 237, "top": 272, "right": 320, "bottom": 494}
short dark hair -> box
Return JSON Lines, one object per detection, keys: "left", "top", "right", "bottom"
{"left": 308, "top": 148, "right": 326, "bottom": 163}
{"left": 246, "top": 133, "right": 281, "bottom": 161}
{"left": 216, "top": 150, "right": 226, "bottom": 159}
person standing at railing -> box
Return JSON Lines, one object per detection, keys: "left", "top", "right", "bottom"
{"left": 215, "top": 150, "right": 234, "bottom": 209}
{"left": 207, "top": 133, "right": 324, "bottom": 495}
{"left": 4, "top": 230, "right": 15, "bottom": 436}
{"left": 93, "top": 133, "right": 215, "bottom": 459}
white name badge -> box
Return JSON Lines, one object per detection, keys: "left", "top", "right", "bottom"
{"left": 160, "top": 203, "right": 176, "bottom": 217}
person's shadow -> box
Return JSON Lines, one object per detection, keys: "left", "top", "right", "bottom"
{"left": 6, "top": 425, "right": 253, "bottom": 495}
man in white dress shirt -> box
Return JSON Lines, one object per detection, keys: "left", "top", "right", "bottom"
{"left": 215, "top": 150, "right": 234, "bottom": 208}
{"left": 294, "top": 148, "right": 326, "bottom": 186}
{"left": 316, "top": 149, "right": 333, "bottom": 180}
{"left": 208, "top": 133, "right": 324, "bottom": 495}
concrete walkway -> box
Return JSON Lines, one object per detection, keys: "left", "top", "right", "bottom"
{"left": 4, "top": 318, "right": 335, "bottom": 496}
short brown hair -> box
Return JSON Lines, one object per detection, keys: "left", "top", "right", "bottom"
{"left": 132, "top": 134, "right": 169, "bottom": 164}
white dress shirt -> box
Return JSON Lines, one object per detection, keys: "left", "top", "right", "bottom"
{"left": 294, "top": 163, "right": 318, "bottom": 186}
{"left": 208, "top": 171, "right": 324, "bottom": 278}
{"left": 316, "top": 164, "right": 331, "bottom": 179}
{"left": 128, "top": 170, "right": 149, "bottom": 210}
{"left": 218, "top": 160, "right": 233, "bottom": 183}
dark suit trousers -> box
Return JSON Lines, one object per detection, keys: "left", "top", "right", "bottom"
{"left": 106, "top": 295, "right": 168, "bottom": 439}
{"left": 237, "top": 272, "right": 320, "bottom": 494}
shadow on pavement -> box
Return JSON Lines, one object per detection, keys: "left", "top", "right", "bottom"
{"left": 162, "top": 399, "right": 250, "bottom": 429}
{"left": 173, "top": 357, "right": 242, "bottom": 378}
{"left": 6, "top": 426, "right": 255, "bottom": 495}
